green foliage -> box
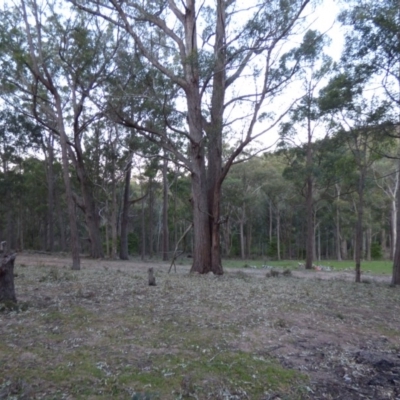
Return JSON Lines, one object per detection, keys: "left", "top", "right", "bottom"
{"left": 127, "top": 232, "right": 139, "bottom": 254}
{"left": 371, "top": 242, "right": 383, "bottom": 260}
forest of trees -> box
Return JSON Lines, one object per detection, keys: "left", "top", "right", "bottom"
{"left": 1, "top": 0, "right": 400, "bottom": 283}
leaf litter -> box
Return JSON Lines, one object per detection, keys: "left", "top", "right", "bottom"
{"left": 0, "top": 253, "right": 399, "bottom": 399}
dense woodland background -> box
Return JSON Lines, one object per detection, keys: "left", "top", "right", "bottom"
{"left": 0, "top": 0, "right": 400, "bottom": 278}
{"left": 0, "top": 127, "right": 397, "bottom": 262}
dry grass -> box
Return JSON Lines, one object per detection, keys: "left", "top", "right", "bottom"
{"left": 1, "top": 254, "right": 400, "bottom": 399}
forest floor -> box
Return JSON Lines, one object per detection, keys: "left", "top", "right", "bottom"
{"left": 1, "top": 253, "right": 400, "bottom": 400}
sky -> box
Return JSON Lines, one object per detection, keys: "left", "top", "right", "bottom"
{"left": 255, "top": 0, "right": 346, "bottom": 151}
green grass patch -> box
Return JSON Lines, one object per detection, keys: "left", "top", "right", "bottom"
{"left": 118, "top": 351, "right": 307, "bottom": 398}
{"left": 223, "top": 258, "right": 393, "bottom": 274}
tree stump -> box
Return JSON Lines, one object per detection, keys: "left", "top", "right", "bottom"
{"left": 0, "top": 253, "right": 17, "bottom": 303}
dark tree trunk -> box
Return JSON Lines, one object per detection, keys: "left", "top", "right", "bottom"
{"left": 120, "top": 162, "right": 132, "bottom": 260}
{"left": 305, "top": 173, "right": 314, "bottom": 269}
{"left": 44, "top": 133, "right": 55, "bottom": 252}
{"left": 75, "top": 149, "right": 103, "bottom": 258}
{"left": 355, "top": 173, "right": 365, "bottom": 283}
{"left": 277, "top": 208, "right": 281, "bottom": 261}
{"left": 305, "top": 101, "right": 314, "bottom": 270}
{"left": 0, "top": 253, "right": 17, "bottom": 303}
{"left": 56, "top": 191, "right": 67, "bottom": 252}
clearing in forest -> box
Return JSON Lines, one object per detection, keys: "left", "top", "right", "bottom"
{"left": 1, "top": 253, "right": 399, "bottom": 399}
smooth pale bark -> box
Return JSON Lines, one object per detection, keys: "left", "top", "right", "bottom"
{"left": 141, "top": 183, "right": 146, "bottom": 260}
{"left": 392, "top": 159, "right": 400, "bottom": 285}
{"left": 148, "top": 177, "right": 154, "bottom": 258}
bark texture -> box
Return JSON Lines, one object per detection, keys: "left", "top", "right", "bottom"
{"left": 0, "top": 253, "right": 17, "bottom": 303}
{"left": 392, "top": 159, "right": 400, "bottom": 285}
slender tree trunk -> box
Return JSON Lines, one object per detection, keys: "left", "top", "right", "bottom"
{"left": 120, "top": 161, "right": 132, "bottom": 260}
{"left": 355, "top": 174, "right": 365, "bottom": 283}
{"left": 336, "top": 185, "right": 342, "bottom": 261}
{"left": 240, "top": 205, "right": 246, "bottom": 260}
{"left": 392, "top": 159, "right": 400, "bottom": 284}
{"left": 110, "top": 155, "right": 118, "bottom": 259}
{"left": 141, "top": 183, "right": 146, "bottom": 261}
{"left": 105, "top": 200, "right": 110, "bottom": 257}
{"left": 162, "top": 155, "right": 169, "bottom": 261}
{"left": 55, "top": 99, "right": 80, "bottom": 270}
{"left": 305, "top": 175, "right": 314, "bottom": 269}
{"left": 305, "top": 107, "right": 314, "bottom": 269}
{"left": 44, "top": 133, "right": 55, "bottom": 252}
{"left": 148, "top": 177, "right": 154, "bottom": 258}
{"left": 391, "top": 197, "right": 397, "bottom": 260}
{"left": 366, "top": 226, "right": 372, "bottom": 261}
{"left": 56, "top": 192, "right": 67, "bottom": 252}
{"left": 269, "top": 200, "right": 273, "bottom": 242}
{"left": 341, "top": 239, "right": 348, "bottom": 260}
{"left": 277, "top": 208, "right": 281, "bottom": 261}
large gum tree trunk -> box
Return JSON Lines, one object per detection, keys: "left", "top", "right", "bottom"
{"left": 190, "top": 161, "right": 212, "bottom": 274}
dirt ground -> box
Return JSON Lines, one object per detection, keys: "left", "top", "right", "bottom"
{"left": 1, "top": 253, "right": 400, "bottom": 399}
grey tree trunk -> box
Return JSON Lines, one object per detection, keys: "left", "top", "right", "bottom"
{"left": 162, "top": 156, "right": 169, "bottom": 261}
{"left": 55, "top": 98, "right": 81, "bottom": 270}
{"left": 392, "top": 160, "right": 400, "bottom": 284}
{"left": 44, "top": 133, "right": 55, "bottom": 252}
{"left": 277, "top": 208, "right": 281, "bottom": 261}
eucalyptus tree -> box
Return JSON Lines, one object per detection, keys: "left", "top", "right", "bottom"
{"left": 279, "top": 29, "right": 332, "bottom": 269}
{"left": 372, "top": 157, "right": 400, "bottom": 259}
{"left": 320, "top": 72, "right": 392, "bottom": 281}
{"left": 339, "top": 0, "right": 400, "bottom": 284}
{"left": 0, "top": 1, "right": 122, "bottom": 265}
{"left": 0, "top": 109, "right": 42, "bottom": 250}
{"left": 73, "top": 0, "right": 316, "bottom": 274}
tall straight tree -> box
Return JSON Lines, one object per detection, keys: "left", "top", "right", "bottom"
{"left": 74, "top": 0, "right": 315, "bottom": 274}
{"left": 0, "top": 1, "right": 121, "bottom": 262}
{"left": 320, "top": 72, "right": 392, "bottom": 282}
{"left": 339, "top": 0, "right": 400, "bottom": 284}
{"left": 280, "top": 30, "right": 332, "bottom": 269}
